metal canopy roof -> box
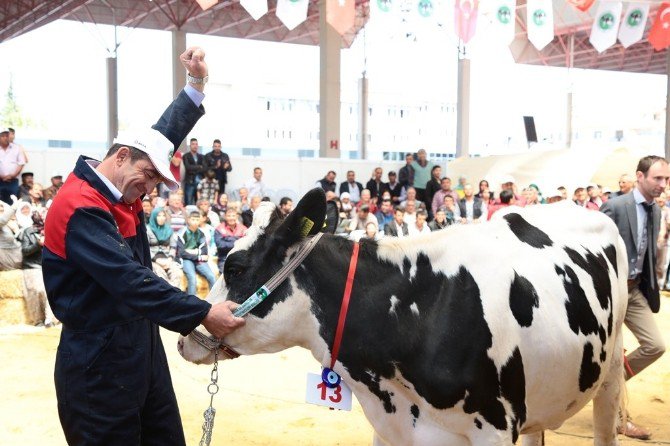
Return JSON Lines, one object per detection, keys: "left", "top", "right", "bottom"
{"left": 0, "top": 1, "right": 667, "bottom": 74}
{"left": 0, "top": 0, "right": 368, "bottom": 47}
{"left": 511, "top": 1, "right": 668, "bottom": 75}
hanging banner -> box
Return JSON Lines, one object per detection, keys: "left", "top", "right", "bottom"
{"left": 566, "top": 0, "right": 596, "bottom": 13}
{"left": 240, "top": 0, "right": 268, "bottom": 20}
{"left": 589, "top": 1, "right": 623, "bottom": 53}
{"left": 617, "top": 2, "right": 649, "bottom": 48}
{"left": 454, "top": 0, "right": 479, "bottom": 43}
{"left": 276, "top": 0, "right": 309, "bottom": 30}
{"left": 526, "top": 0, "right": 554, "bottom": 50}
{"left": 648, "top": 2, "right": 670, "bottom": 51}
{"left": 327, "top": 0, "right": 356, "bottom": 36}
{"left": 490, "top": 0, "right": 516, "bottom": 46}
{"left": 196, "top": 0, "right": 219, "bottom": 10}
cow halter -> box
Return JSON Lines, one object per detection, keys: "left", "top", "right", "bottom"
{"left": 189, "top": 232, "right": 324, "bottom": 358}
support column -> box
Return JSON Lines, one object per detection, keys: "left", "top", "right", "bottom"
{"left": 172, "top": 30, "right": 187, "bottom": 100}
{"left": 319, "top": 0, "right": 341, "bottom": 159}
{"left": 666, "top": 51, "right": 670, "bottom": 160}
{"left": 455, "top": 51, "right": 470, "bottom": 158}
{"left": 358, "top": 74, "right": 368, "bottom": 160}
{"left": 106, "top": 57, "right": 118, "bottom": 148}
{"left": 566, "top": 91, "right": 573, "bottom": 149}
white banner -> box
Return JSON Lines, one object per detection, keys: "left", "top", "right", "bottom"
{"left": 617, "top": 2, "right": 650, "bottom": 48}
{"left": 276, "top": 0, "right": 309, "bottom": 30}
{"left": 489, "top": 0, "right": 516, "bottom": 46}
{"left": 240, "top": 0, "right": 268, "bottom": 20}
{"left": 526, "top": 0, "right": 554, "bottom": 50}
{"left": 590, "top": 1, "right": 623, "bottom": 53}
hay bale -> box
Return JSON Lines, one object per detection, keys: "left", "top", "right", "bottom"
{"left": 0, "top": 269, "right": 29, "bottom": 325}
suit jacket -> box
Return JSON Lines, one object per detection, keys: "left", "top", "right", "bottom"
{"left": 366, "top": 179, "right": 389, "bottom": 203}
{"left": 183, "top": 152, "right": 205, "bottom": 185}
{"left": 384, "top": 220, "right": 409, "bottom": 237}
{"left": 339, "top": 181, "right": 364, "bottom": 197}
{"left": 601, "top": 191, "right": 661, "bottom": 312}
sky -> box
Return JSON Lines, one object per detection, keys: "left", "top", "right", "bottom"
{"left": 0, "top": 14, "right": 666, "bottom": 154}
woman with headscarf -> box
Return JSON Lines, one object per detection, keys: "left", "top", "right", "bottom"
{"left": 146, "top": 208, "right": 183, "bottom": 288}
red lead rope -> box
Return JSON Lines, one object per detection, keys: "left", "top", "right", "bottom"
{"left": 329, "top": 242, "right": 360, "bottom": 370}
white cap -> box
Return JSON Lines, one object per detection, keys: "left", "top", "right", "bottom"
{"left": 0, "top": 128, "right": 9, "bottom": 134}
{"left": 114, "top": 128, "right": 179, "bottom": 191}
{"left": 340, "top": 192, "right": 351, "bottom": 200}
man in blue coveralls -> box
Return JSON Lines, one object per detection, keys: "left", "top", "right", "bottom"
{"left": 42, "top": 47, "right": 244, "bottom": 445}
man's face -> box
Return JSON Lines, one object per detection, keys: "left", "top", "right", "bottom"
{"left": 405, "top": 202, "right": 416, "bottom": 213}
{"left": 0, "top": 132, "right": 8, "bottom": 147}
{"left": 587, "top": 187, "right": 600, "bottom": 199}
{"left": 407, "top": 189, "right": 416, "bottom": 200}
{"left": 281, "top": 200, "right": 293, "bottom": 215}
{"left": 187, "top": 215, "right": 200, "bottom": 230}
{"left": 417, "top": 151, "right": 427, "bottom": 162}
{"left": 405, "top": 154, "right": 413, "bottom": 165}
{"left": 441, "top": 178, "right": 451, "bottom": 191}
{"left": 239, "top": 188, "right": 248, "bottom": 200}
{"left": 444, "top": 196, "right": 455, "bottom": 209}
{"left": 435, "top": 210, "right": 446, "bottom": 223}
{"left": 637, "top": 161, "right": 670, "bottom": 200}
{"left": 23, "top": 176, "right": 34, "bottom": 187}
{"left": 52, "top": 177, "right": 63, "bottom": 187}
{"left": 169, "top": 194, "right": 182, "bottom": 209}
{"left": 225, "top": 210, "right": 238, "bottom": 226}
{"left": 374, "top": 169, "right": 382, "bottom": 180}
{"left": 189, "top": 140, "right": 198, "bottom": 153}
{"left": 253, "top": 169, "right": 262, "bottom": 181}
{"left": 388, "top": 173, "right": 396, "bottom": 183}
{"left": 416, "top": 214, "right": 427, "bottom": 226}
{"left": 394, "top": 210, "right": 404, "bottom": 224}
{"left": 576, "top": 190, "right": 587, "bottom": 202}
{"left": 213, "top": 142, "right": 222, "bottom": 152}
{"left": 502, "top": 182, "right": 514, "bottom": 192}
{"left": 619, "top": 175, "right": 634, "bottom": 194}
{"left": 347, "top": 171, "right": 355, "bottom": 182}
{"left": 381, "top": 201, "right": 392, "bottom": 213}
{"left": 464, "top": 184, "right": 473, "bottom": 198}
{"left": 361, "top": 190, "right": 370, "bottom": 201}
{"left": 327, "top": 172, "right": 336, "bottom": 182}
{"left": 250, "top": 196, "right": 261, "bottom": 210}
{"left": 198, "top": 201, "right": 210, "bottom": 213}
{"left": 116, "top": 155, "right": 163, "bottom": 204}
{"left": 357, "top": 209, "right": 368, "bottom": 219}
{"left": 29, "top": 184, "right": 42, "bottom": 198}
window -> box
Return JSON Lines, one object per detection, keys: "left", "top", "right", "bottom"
{"left": 298, "top": 150, "right": 314, "bottom": 158}
{"left": 48, "top": 140, "right": 72, "bottom": 148}
{"left": 242, "top": 148, "right": 261, "bottom": 156}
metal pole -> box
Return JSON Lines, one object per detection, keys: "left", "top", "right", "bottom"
{"left": 665, "top": 50, "right": 670, "bottom": 160}
{"left": 455, "top": 43, "right": 470, "bottom": 158}
{"left": 359, "top": 74, "right": 368, "bottom": 160}
{"left": 566, "top": 34, "right": 574, "bottom": 149}
{"left": 106, "top": 56, "right": 118, "bottom": 148}
{"left": 319, "top": 0, "right": 341, "bottom": 159}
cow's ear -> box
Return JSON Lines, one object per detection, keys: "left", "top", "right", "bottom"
{"left": 274, "top": 188, "right": 326, "bottom": 248}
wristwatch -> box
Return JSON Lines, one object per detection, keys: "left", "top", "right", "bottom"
{"left": 187, "top": 72, "right": 208, "bottom": 84}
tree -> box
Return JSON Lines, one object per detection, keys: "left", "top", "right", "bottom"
{"left": 1, "top": 75, "right": 29, "bottom": 128}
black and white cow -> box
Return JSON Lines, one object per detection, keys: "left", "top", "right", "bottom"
{"left": 179, "top": 189, "right": 627, "bottom": 446}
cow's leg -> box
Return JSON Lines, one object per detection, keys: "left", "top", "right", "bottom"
{"left": 520, "top": 432, "right": 544, "bottom": 446}
{"left": 592, "top": 332, "right": 624, "bottom": 446}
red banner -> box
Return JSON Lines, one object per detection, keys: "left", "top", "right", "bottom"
{"left": 567, "top": 0, "right": 595, "bottom": 13}
{"left": 327, "top": 0, "right": 355, "bottom": 36}
{"left": 648, "top": 2, "right": 670, "bottom": 51}
{"left": 454, "top": 0, "right": 479, "bottom": 43}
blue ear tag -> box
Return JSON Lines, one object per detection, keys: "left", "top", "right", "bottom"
{"left": 321, "top": 367, "right": 341, "bottom": 389}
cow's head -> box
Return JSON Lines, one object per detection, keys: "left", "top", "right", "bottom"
{"left": 179, "top": 188, "right": 327, "bottom": 364}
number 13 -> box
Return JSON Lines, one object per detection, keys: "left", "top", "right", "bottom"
{"left": 316, "top": 382, "right": 342, "bottom": 403}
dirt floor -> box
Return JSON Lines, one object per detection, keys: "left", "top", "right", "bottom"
{"left": 1, "top": 297, "right": 669, "bottom": 446}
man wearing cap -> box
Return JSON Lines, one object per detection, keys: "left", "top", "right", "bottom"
{"left": 43, "top": 174, "right": 63, "bottom": 202}
{"left": 42, "top": 47, "right": 245, "bottom": 445}
{"left": 0, "top": 127, "right": 26, "bottom": 203}
{"left": 19, "top": 171, "right": 34, "bottom": 200}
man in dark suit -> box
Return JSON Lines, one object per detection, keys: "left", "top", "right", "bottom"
{"left": 601, "top": 155, "right": 669, "bottom": 440}
{"left": 384, "top": 207, "right": 409, "bottom": 237}
{"left": 182, "top": 138, "right": 204, "bottom": 205}
{"left": 339, "top": 170, "right": 363, "bottom": 204}
{"left": 204, "top": 138, "right": 232, "bottom": 194}
{"left": 366, "top": 167, "right": 389, "bottom": 206}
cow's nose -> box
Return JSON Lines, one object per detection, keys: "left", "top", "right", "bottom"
{"left": 177, "top": 338, "right": 184, "bottom": 355}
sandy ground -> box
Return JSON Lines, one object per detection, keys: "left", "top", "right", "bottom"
{"left": 1, "top": 297, "right": 669, "bottom": 445}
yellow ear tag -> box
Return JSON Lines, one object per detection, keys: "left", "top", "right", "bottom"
{"left": 300, "top": 217, "right": 315, "bottom": 237}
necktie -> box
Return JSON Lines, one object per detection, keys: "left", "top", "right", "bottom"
{"left": 641, "top": 202, "right": 658, "bottom": 294}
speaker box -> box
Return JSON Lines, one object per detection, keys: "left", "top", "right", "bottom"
{"left": 523, "top": 116, "right": 538, "bottom": 143}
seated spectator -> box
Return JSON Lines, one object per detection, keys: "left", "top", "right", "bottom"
{"left": 442, "top": 196, "right": 458, "bottom": 225}
{"left": 348, "top": 204, "right": 378, "bottom": 233}
{"left": 142, "top": 198, "right": 153, "bottom": 225}
{"left": 237, "top": 187, "right": 250, "bottom": 212}
{"left": 431, "top": 177, "right": 458, "bottom": 216}
{"left": 455, "top": 176, "right": 468, "bottom": 199}
{"left": 498, "top": 175, "right": 525, "bottom": 206}
{"left": 279, "top": 197, "right": 293, "bottom": 216}
{"left": 476, "top": 179, "right": 493, "bottom": 201}
{"left": 198, "top": 209, "right": 217, "bottom": 257}
{"left": 558, "top": 186, "right": 568, "bottom": 200}
{"left": 19, "top": 172, "right": 33, "bottom": 201}
{"left": 384, "top": 207, "right": 409, "bottom": 237}
{"left": 387, "top": 171, "right": 402, "bottom": 205}
{"left": 457, "top": 183, "right": 487, "bottom": 224}
{"left": 28, "top": 183, "right": 46, "bottom": 208}
{"left": 43, "top": 174, "right": 63, "bottom": 202}
{"left": 480, "top": 188, "right": 494, "bottom": 206}
{"left": 197, "top": 169, "right": 220, "bottom": 205}
{"left": 197, "top": 198, "right": 221, "bottom": 227}
{"left": 488, "top": 189, "right": 516, "bottom": 220}
{"left": 545, "top": 189, "right": 564, "bottom": 204}
{"left": 166, "top": 191, "right": 187, "bottom": 233}
{"left": 401, "top": 187, "right": 426, "bottom": 211}
{"left": 212, "top": 193, "right": 228, "bottom": 220}
{"left": 242, "top": 195, "right": 262, "bottom": 228}
{"left": 147, "top": 208, "right": 183, "bottom": 289}
{"left": 339, "top": 170, "right": 363, "bottom": 204}
{"left": 356, "top": 189, "right": 378, "bottom": 214}
{"left": 16, "top": 201, "right": 35, "bottom": 230}
{"left": 366, "top": 167, "right": 389, "bottom": 206}
{"left": 573, "top": 187, "right": 598, "bottom": 210}
{"left": 176, "top": 211, "right": 217, "bottom": 295}
{"left": 362, "top": 222, "right": 382, "bottom": 241}
{"left": 340, "top": 192, "right": 354, "bottom": 219}
{"left": 429, "top": 208, "right": 451, "bottom": 231}
{"left": 317, "top": 171, "right": 337, "bottom": 193}
{"left": 0, "top": 198, "right": 22, "bottom": 270}
{"left": 409, "top": 210, "right": 431, "bottom": 235}
{"left": 403, "top": 200, "right": 418, "bottom": 226}
{"left": 214, "top": 208, "right": 247, "bottom": 273}
{"left": 375, "top": 199, "right": 394, "bottom": 232}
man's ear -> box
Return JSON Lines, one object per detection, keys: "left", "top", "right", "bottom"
{"left": 273, "top": 188, "right": 326, "bottom": 248}
{"left": 115, "top": 146, "right": 131, "bottom": 165}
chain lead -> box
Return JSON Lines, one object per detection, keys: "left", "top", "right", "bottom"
{"left": 199, "top": 350, "right": 219, "bottom": 446}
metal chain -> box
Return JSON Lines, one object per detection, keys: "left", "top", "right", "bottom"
{"left": 199, "top": 350, "right": 219, "bottom": 446}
